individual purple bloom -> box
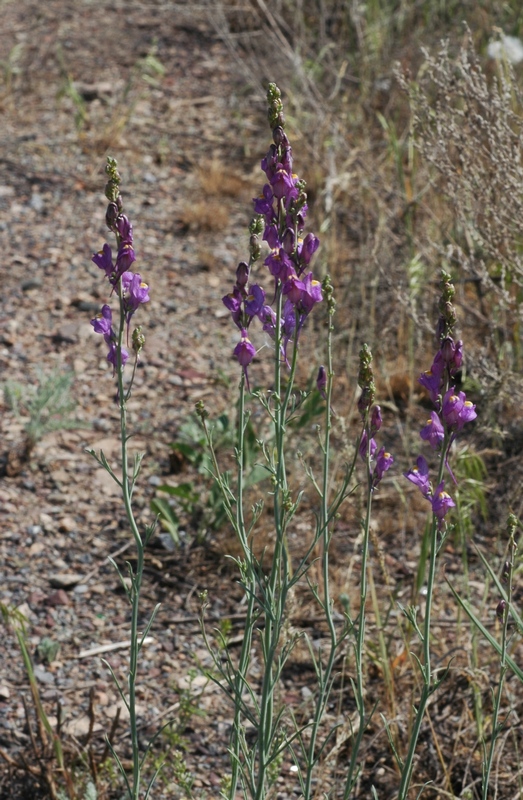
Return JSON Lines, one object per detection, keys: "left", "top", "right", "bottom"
{"left": 91, "top": 304, "right": 113, "bottom": 336}
{"left": 253, "top": 184, "right": 275, "bottom": 220}
{"left": 263, "top": 224, "right": 280, "bottom": 250}
{"left": 418, "top": 351, "right": 445, "bottom": 404}
{"left": 271, "top": 169, "right": 298, "bottom": 201}
{"left": 115, "top": 214, "right": 133, "bottom": 244}
{"left": 359, "top": 431, "right": 377, "bottom": 461}
{"left": 404, "top": 455, "right": 431, "bottom": 497}
{"left": 259, "top": 305, "right": 278, "bottom": 339}
{"left": 107, "top": 341, "right": 129, "bottom": 369}
{"left": 442, "top": 388, "right": 476, "bottom": 430}
{"left": 441, "top": 337, "right": 463, "bottom": 374}
{"left": 91, "top": 304, "right": 129, "bottom": 372}
{"left": 420, "top": 411, "right": 445, "bottom": 450}
{"left": 92, "top": 244, "right": 114, "bottom": 278}
{"left": 372, "top": 447, "right": 394, "bottom": 488}
{"left": 298, "top": 232, "right": 320, "bottom": 268}
{"left": 265, "top": 248, "right": 295, "bottom": 281}
{"left": 223, "top": 286, "right": 242, "bottom": 314}
{"left": 261, "top": 145, "right": 279, "bottom": 180}
{"left": 233, "top": 328, "right": 256, "bottom": 390}
{"left": 316, "top": 365, "right": 327, "bottom": 399}
{"left": 121, "top": 272, "right": 150, "bottom": 320}
{"left": 370, "top": 405, "right": 382, "bottom": 435}
{"left": 430, "top": 481, "right": 455, "bottom": 524}
{"left": 299, "top": 272, "right": 323, "bottom": 313}
{"left": 282, "top": 272, "right": 305, "bottom": 306}
{"left": 244, "top": 284, "right": 265, "bottom": 318}
{"left": 115, "top": 241, "right": 136, "bottom": 278}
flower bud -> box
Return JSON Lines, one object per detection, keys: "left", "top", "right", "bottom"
{"left": 105, "top": 202, "right": 119, "bottom": 230}
{"left": 502, "top": 561, "right": 511, "bottom": 583}
{"left": 236, "top": 262, "right": 249, "bottom": 288}
{"left": 496, "top": 599, "right": 507, "bottom": 619}
{"left": 370, "top": 405, "right": 382, "bottom": 435}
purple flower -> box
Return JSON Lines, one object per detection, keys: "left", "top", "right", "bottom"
{"left": 299, "top": 273, "right": 323, "bottom": 313}
{"left": 258, "top": 305, "right": 278, "bottom": 338}
{"left": 253, "top": 184, "right": 275, "bottom": 221}
{"left": 372, "top": 447, "right": 394, "bottom": 488}
{"left": 298, "top": 233, "right": 320, "bottom": 268}
{"left": 263, "top": 224, "right": 280, "bottom": 250}
{"left": 107, "top": 341, "right": 129, "bottom": 369}
{"left": 441, "top": 337, "right": 463, "bottom": 374}
{"left": 121, "top": 272, "right": 150, "bottom": 322}
{"left": 418, "top": 351, "right": 445, "bottom": 404}
{"left": 91, "top": 305, "right": 129, "bottom": 371}
{"left": 115, "top": 214, "right": 133, "bottom": 244}
{"left": 359, "top": 431, "right": 377, "bottom": 461}
{"left": 404, "top": 455, "right": 431, "bottom": 497}
{"left": 115, "top": 241, "right": 136, "bottom": 278}
{"left": 370, "top": 405, "right": 382, "bottom": 435}
{"left": 265, "top": 248, "right": 295, "bottom": 281}
{"left": 282, "top": 272, "right": 305, "bottom": 306}
{"left": 91, "top": 304, "right": 113, "bottom": 336}
{"left": 92, "top": 244, "right": 114, "bottom": 279}
{"left": 244, "top": 284, "right": 266, "bottom": 318}
{"left": 233, "top": 329, "right": 256, "bottom": 390}
{"left": 442, "top": 388, "right": 477, "bottom": 430}
{"left": 271, "top": 169, "right": 298, "bottom": 202}
{"left": 430, "top": 481, "right": 455, "bottom": 524}
{"left": 420, "top": 411, "right": 445, "bottom": 450}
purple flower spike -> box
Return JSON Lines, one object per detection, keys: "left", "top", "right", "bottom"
{"left": 430, "top": 481, "right": 455, "bottom": 524}
{"left": 420, "top": 411, "right": 445, "bottom": 450}
{"left": 404, "top": 455, "right": 431, "bottom": 497}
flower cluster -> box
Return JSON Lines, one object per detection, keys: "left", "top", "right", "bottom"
{"left": 405, "top": 273, "right": 477, "bottom": 528}
{"left": 90, "top": 159, "right": 149, "bottom": 371}
{"left": 222, "top": 84, "right": 322, "bottom": 388}
{"left": 357, "top": 344, "right": 394, "bottom": 490}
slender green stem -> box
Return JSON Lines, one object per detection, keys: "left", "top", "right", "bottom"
{"left": 343, "top": 437, "right": 374, "bottom": 799}
{"left": 303, "top": 301, "right": 338, "bottom": 800}
{"left": 397, "top": 437, "right": 448, "bottom": 800}
{"left": 229, "top": 374, "right": 257, "bottom": 799}
{"left": 115, "top": 284, "right": 144, "bottom": 800}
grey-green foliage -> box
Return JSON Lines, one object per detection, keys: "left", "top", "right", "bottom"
{"left": 3, "top": 369, "right": 82, "bottom": 448}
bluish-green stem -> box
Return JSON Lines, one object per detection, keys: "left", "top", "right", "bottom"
{"left": 303, "top": 308, "right": 337, "bottom": 800}
{"left": 116, "top": 284, "right": 144, "bottom": 800}
{"left": 343, "top": 423, "right": 375, "bottom": 799}
{"left": 229, "top": 372, "right": 258, "bottom": 800}
{"left": 396, "top": 435, "right": 448, "bottom": 800}
{"left": 254, "top": 283, "right": 302, "bottom": 800}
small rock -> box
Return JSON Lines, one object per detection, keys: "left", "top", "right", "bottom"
{"left": 49, "top": 573, "right": 83, "bottom": 589}
{"left": 46, "top": 590, "right": 71, "bottom": 607}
